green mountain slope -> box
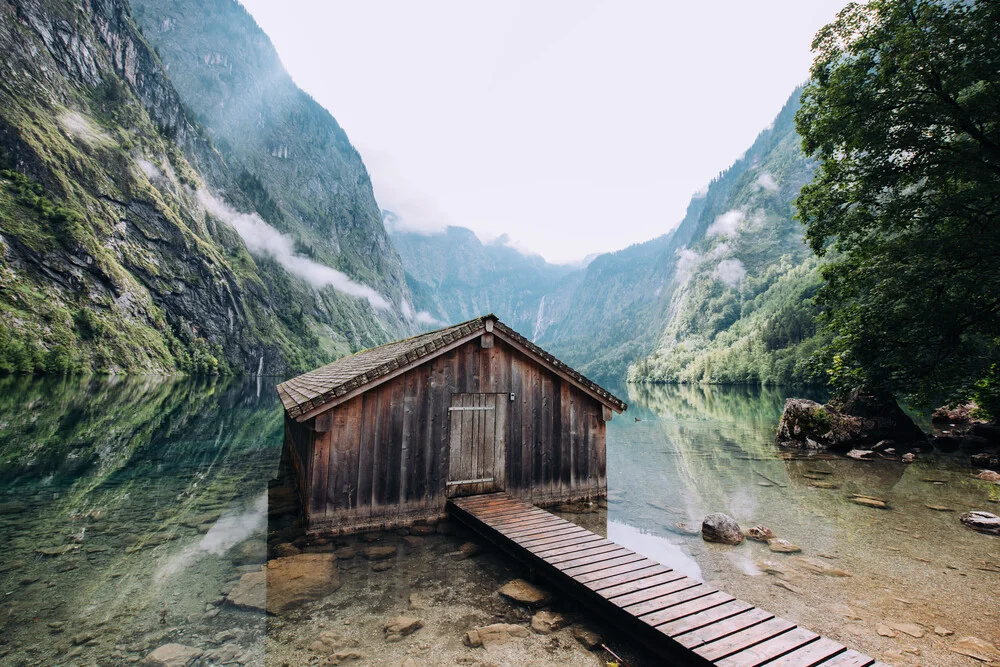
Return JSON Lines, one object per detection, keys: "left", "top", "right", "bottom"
{"left": 0, "top": 0, "right": 407, "bottom": 376}
{"left": 629, "top": 88, "right": 827, "bottom": 385}
{"left": 128, "top": 0, "right": 407, "bottom": 306}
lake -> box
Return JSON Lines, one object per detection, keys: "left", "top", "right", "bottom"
{"left": 0, "top": 375, "right": 997, "bottom": 666}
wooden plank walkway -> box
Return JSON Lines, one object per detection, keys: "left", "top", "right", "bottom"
{"left": 449, "top": 493, "right": 885, "bottom": 667}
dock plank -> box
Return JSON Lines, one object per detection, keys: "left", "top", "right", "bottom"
{"left": 447, "top": 493, "right": 877, "bottom": 667}
{"left": 766, "top": 637, "right": 847, "bottom": 667}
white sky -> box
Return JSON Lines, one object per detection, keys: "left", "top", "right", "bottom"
{"left": 240, "top": 0, "right": 851, "bottom": 264}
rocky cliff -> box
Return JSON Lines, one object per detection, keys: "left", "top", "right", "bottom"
{"left": 128, "top": 0, "right": 408, "bottom": 309}
{"left": 0, "top": 0, "right": 409, "bottom": 375}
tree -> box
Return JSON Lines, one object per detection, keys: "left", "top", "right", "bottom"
{"left": 795, "top": 0, "right": 1000, "bottom": 417}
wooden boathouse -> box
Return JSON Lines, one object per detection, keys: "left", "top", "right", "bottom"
{"left": 276, "top": 314, "right": 627, "bottom": 535}
{"left": 278, "top": 315, "right": 884, "bottom": 666}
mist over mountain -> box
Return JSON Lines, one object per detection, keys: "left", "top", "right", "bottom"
{"left": 388, "top": 88, "right": 822, "bottom": 387}
{"left": 0, "top": 0, "right": 412, "bottom": 375}
{"left": 0, "top": 0, "right": 820, "bottom": 388}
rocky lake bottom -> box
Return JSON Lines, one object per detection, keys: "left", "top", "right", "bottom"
{"left": 0, "top": 376, "right": 998, "bottom": 666}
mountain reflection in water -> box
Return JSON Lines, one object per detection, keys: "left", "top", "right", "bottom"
{"left": 0, "top": 376, "right": 997, "bottom": 667}
{"left": 605, "top": 382, "right": 1000, "bottom": 666}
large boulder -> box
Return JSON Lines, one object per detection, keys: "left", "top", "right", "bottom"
{"left": 702, "top": 513, "right": 743, "bottom": 545}
{"left": 227, "top": 553, "right": 340, "bottom": 614}
{"left": 931, "top": 402, "right": 981, "bottom": 424}
{"left": 776, "top": 392, "right": 925, "bottom": 451}
{"left": 959, "top": 511, "right": 1000, "bottom": 535}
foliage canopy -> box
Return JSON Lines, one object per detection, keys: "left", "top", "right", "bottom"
{"left": 796, "top": 0, "right": 1000, "bottom": 415}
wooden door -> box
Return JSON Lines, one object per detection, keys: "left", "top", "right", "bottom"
{"left": 446, "top": 393, "right": 507, "bottom": 497}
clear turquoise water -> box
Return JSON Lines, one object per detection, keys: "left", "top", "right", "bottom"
{"left": 0, "top": 376, "right": 997, "bottom": 666}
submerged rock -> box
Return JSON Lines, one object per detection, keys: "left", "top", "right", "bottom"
{"left": 463, "top": 623, "right": 529, "bottom": 648}
{"left": 959, "top": 511, "right": 1000, "bottom": 535}
{"left": 142, "top": 643, "right": 202, "bottom": 667}
{"left": 383, "top": 616, "right": 423, "bottom": 641}
{"left": 776, "top": 392, "right": 925, "bottom": 450}
{"left": 702, "top": 513, "right": 743, "bottom": 544}
{"left": 950, "top": 636, "right": 1000, "bottom": 663}
{"left": 498, "top": 579, "right": 551, "bottom": 607}
{"left": 530, "top": 610, "right": 568, "bottom": 634}
{"left": 228, "top": 553, "right": 340, "bottom": 614}
{"left": 363, "top": 545, "right": 397, "bottom": 560}
{"left": 768, "top": 539, "right": 802, "bottom": 553}
{"left": 850, "top": 495, "right": 888, "bottom": 509}
{"left": 746, "top": 525, "right": 775, "bottom": 542}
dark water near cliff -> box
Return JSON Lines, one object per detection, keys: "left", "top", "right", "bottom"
{"left": 0, "top": 376, "right": 997, "bottom": 666}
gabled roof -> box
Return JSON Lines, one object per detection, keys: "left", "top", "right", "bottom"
{"left": 276, "top": 314, "right": 627, "bottom": 420}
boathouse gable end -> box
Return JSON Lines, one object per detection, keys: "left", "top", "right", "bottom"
{"left": 275, "top": 315, "right": 626, "bottom": 535}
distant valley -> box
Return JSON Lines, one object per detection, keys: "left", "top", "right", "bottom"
{"left": 0, "top": 0, "right": 823, "bottom": 387}
{"left": 392, "top": 88, "right": 824, "bottom": 386}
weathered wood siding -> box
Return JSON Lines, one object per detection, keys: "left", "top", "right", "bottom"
{"left": 298, "top": 336, "right": 608, "bottom": 534}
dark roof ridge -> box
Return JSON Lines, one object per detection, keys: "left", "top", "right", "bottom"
{"left": 276, "top": 314, "right": 626, "bottom": 419}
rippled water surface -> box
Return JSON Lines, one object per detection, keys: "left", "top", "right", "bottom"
{"left": 0, "top": 376, "right": 997, "bottom": 666}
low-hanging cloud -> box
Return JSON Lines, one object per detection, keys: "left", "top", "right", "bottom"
{"left": 756, "top": 172, "right": 779, "bottom": 192}
{"left": 706, "top": 209, "right": 745, "bottom": 239}
{"left": 675, "top": 247, "right": 702, "bottom": 284}
{"left": 198, "top": 189, "right": 392, "bottom": 310}
{"left": 400, "top": 299, "right": 442, "bottom": 326}
{"left": 714, "top": 258, "right": 746, "bottom": 287}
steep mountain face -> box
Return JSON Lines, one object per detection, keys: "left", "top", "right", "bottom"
{"left": 385, "top": 89, "right": 821, "bottom": 388}
{"left": 387, "top": 215, "right": 576, "bottom": 337}
{"left": 0, "top": 0, "right": 406, "bottom": 376}
{"left": 128, "top": 0, "right": 407, "bottom": 307}
{"left": 629, "top": 88, "right": 826, "bottom": 385}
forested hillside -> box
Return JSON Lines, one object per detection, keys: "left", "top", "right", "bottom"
{"left": 0, "top": 0, "right": 409, "bottom": 376}
{"left": 629, "top": 88, "right": 826, "bottom": 385}
{"left": 389, "top": 89, "right": 826, "bottom": 387}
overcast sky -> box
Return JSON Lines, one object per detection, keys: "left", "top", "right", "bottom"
{"left": 240, "top": 0, "right": 851, "bottom": 264}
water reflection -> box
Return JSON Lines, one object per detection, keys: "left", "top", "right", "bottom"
{"left": 1, "top": 377, "right": 997, "bottom": 667}
{"left": 0, "top": 375, "right": 278, "bottom": 666}
{"left": 607, "top": 382, "right": 1000, "bottom": 666}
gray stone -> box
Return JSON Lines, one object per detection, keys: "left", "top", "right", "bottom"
{"left": 702, "top": 513, "right": 743, "bottom": 545}
{"left": 960, "top": 510, "right": 1000, "bottom": 535}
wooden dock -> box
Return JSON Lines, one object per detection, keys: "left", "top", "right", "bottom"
{"left": 449, "top": 493, "right": 884, "bottom": 667}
